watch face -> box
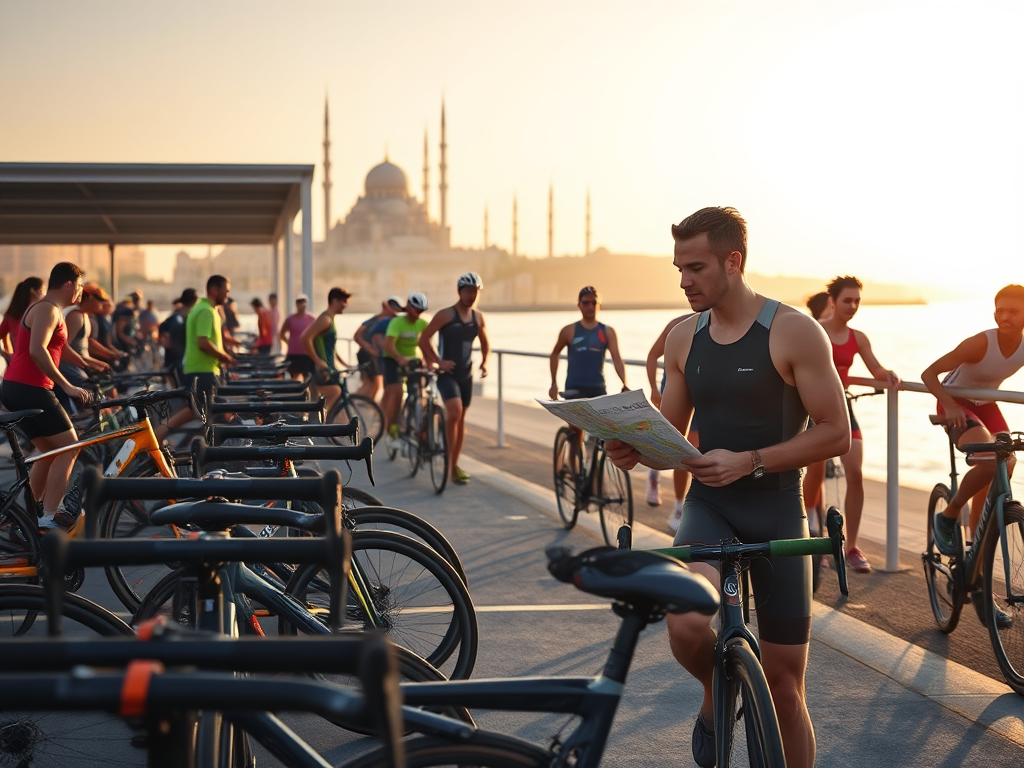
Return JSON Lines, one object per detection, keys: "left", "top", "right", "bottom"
{"left": 753, "top": 466, "right": 766, "bottom": 479}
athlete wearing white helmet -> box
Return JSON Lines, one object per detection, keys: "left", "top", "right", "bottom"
{"left": 420, "top": 274, "right": 491, "bottom": 485}
{"left": 382, "top": 292, "right": 430, "bottom": 447}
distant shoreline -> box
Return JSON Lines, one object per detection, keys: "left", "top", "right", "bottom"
{"left": 477, "top": 298, "right": 928, "bottom": 312}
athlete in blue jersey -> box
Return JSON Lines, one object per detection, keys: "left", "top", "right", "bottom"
{"left": 548, "top": 285, "right": 626, "bottom": 402}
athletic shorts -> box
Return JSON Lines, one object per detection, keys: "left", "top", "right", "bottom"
{"left": 286, "top": 354, "right": 316, "bottom": 379}
{"left": 938, "top": 398, "right": 1009, "bottom": 439}
{"left": 847, "top": 399, "right": 861, "bottom": 440}
{"left": 382, "top": 357, "right": 401, "bottom": 386}
{"left": 0, "top": 380, "right": 73, "bottom": 441}
{"left": 563, "top": 385, "right": 607, "bottom": 400}
{"left": 356, "top": 348, "right": 377, "bottom": 377}
{"left": 438, "top": 372, "right": 473, "bottom": 408}
{"left": 184, "top": 372, "right": 218, "bottom": 414}
{"left": 674, "top": 480, "right": 811, "bottom": 645}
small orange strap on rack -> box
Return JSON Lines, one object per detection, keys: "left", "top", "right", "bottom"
{"left": 136, "top": 616, "right": 167, "bottom": 642}
{"left": 188, "top": 531, "right": 202, "bottom": 540}
{"left": 120, "top": 660, "right": 164, "bottom": 717}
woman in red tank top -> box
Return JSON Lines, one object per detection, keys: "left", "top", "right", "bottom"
{"left": 814, "top": 276, "right": 900, "bottom": 574}
{"left": 0, "top": 263, "right": 91, "bottom": 529}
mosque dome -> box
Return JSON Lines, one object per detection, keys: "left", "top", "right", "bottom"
{"left": 365, "top": 160, "right": 408, "bottom": 197}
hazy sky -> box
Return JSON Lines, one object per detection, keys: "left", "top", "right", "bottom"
{"left": 2, "top": 1, "right": 1021, "bottom": 296}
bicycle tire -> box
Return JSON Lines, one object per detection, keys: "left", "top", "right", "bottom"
{"left": 553, "top": 427, "right": 580, "bottom": 529}
{"left": 0, "top": 494, "right": 41, "bottom": 589}
{"left": 427, "top": 403, "right": 449, "bottom": 494}
{"left": 284, "top": 530, "right": 478, "bottom": 680}
{"left": 333, "top": 393, "right": 384, "bottom": 446}
{"left": 983, "top": 500, "right": 1024, "bottom": 695}
{"left": 597, "top": 449, "right": 633, "bottom": 547}
{"left": 343, "top": 486, "right": 385, "bottom": 509}
{"left": 0, "top": 583, "right": 134, "bottom": 638}
{"left": 406, "top": 399, "right": 422, "bottom": 477}
{"left": 346, "top": 505, "right": 468, "bottom": 585}
{"left": 342, "top": 732, "right": 550, "bottom": 768}
{"left": 715, "top": 638, "right": 786, "bottom": 768}
{"left": 923, "top": 483, "right": 963, "bottom": 634}
{"left": 99, "top": 457, "right": 181, "bottom": 613}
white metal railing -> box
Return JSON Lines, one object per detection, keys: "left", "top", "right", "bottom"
{"left": 489, "top": 348, "right": 1024, "bottom": 573}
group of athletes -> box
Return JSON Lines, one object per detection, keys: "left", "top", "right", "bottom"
{"left": 2, "top": 205, "right": 1022, "bottom": 768}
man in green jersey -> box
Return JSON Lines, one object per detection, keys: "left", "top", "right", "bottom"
{"left": 300, "top": 286, "right": 351, "bottom": 414}
{"left": 182, "top": 274, "right": 234, "bottom": 415}
{"left": 382, "top": 292, "right": 429, "bottom": 448}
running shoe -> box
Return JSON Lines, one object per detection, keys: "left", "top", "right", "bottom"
{"left": 933, "top": 513, "right": 958, "bottom": 556}
{"left": 691, "top": 713, "right": 716, "bottom": 768}
{"left": 452, "top": 467, "right": 471, "bottom": 485}
{"left": 845, "top": 546, "right": 872, "bottom": 573}
{"left": 667, "top": 501, "right": 683, "bottom": 532}
{"left": 646, "top": 469, "right": 662, "bottom": 506}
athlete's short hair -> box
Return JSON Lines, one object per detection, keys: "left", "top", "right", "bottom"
{"left": 671, "top": 207, "right": 748, "bottom": 272}
{"left": 207, "top": 275, "right": 228, "bottom": 292}
{"left": 826, "top": 275, "right": 863, "bottom": 299}
{"left": 806, "top": 292, "right": 831, "bottom": 321}
{"left": 995, "top": 284, "right": 1024, "bottom": 304}
{"left": 328, "top": 287, "right": 352, "bottom": 304}
{"left": 48, "top": 262, "right": 84, "bottom": 291}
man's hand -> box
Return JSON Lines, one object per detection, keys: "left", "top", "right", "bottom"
{"left": 479, "top": 363, "right": 488, "bottom": 378}
{"left": 679, "top": 449, "right": 752, "bottom": 487}
{"left": 650, "top": 389, "right": 662, "bottom": 408}
{"left": 62, "top": 384, "right": 92, "bottom": 405}
{"left": 548, "top": 383, "right": 559, "bottom": 400}
{"left": 438, "top": 360, "right": 456, "bottom": 373}
{"left": 605, "top": 439, "right": 641, "bottom": 470}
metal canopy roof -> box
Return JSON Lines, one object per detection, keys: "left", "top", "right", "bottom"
{"left": 0, "top": 162, "right": 315, "bottom": 245}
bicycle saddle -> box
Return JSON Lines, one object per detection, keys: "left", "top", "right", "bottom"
{"left": 546, "top": 546, "right": 719, "bottom": 616}
{"left": 0, "top": 409, "right": 43, "bottom": 427}
{"left": 150, "top": 500, "right": 324, "bottom": 532}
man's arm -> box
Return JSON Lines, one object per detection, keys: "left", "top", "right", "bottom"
{"left": 605, "top": 326, "right": 628, "bottom": 391}
{"left": 383, "top": 334, "right": 405, "bottom": 365}
{"left": 477, "top": 311, "right": 490, "bottom": 378}
{"left": 921, "top": 333, "right": 987, "bottom": 430}
{"left": 854, "top": 330, "right": 900, "bottom": 388}
{"left": 27, "top": 304, "right": 86, "bottom": 400}
{"left": 279, "top": 319, "right": 290, "bottom": 344}
{"left": 300, "top": 316, "right": 330, "bottom": 370}
{"left": 197, "top": 337, "right": 233, "bottom": 365}
{"left": 114, "top": 315, "right": 135, "bottom": 349}
{"left": 418, "top": 309, "right": 452, "bottom": 370}
{"left": 353, "top": 321, "right": 376, "bottom": 355}
{"left": 548, "top": 325, "right": 571, "bottom": 400}
{"left": 646, "top": 330, "right": 669, "bottom": 405}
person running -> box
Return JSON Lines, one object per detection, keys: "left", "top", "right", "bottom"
{"left": 382, "top": 293, "right": 429, "bottom": 449}
{"left": 353, "top": 296, "right": 403, "bottom": 399}
{"left": 0, "top": 263, "right": 92, "bottom": 529}
{"left": 250, "top": 297, "right": 274, "bottom": 355}
{"left": 300, "top": 287, "right": 351, "bottom": 414}
{"left": 548, "top": 286, "right": 627, "bottom": 402}
{"left": 605, "top": 208, "right": 849, "bottom": 768}
{"left": 818, "top": 275, "right": 900, "bottom": 573}
{"left": 419, "top": 273, "right": 491, "bottom": 485}
{"left": 645, "top": 313, "right": 699, "bottom": 531}
{"left": 1, "top": 276, "right": 44, "bottom": 365}
{"left": 181, "top": 275, "right": 234, "bottom": 415}
{"left": 55, "top": 287, "right": 111, "bottom": 414}
{"left": 926, "top": 284, "right": 1024, "bottom": 555}
{"left": 158, "top": 288, "right": 197, "bottom": 385}
{"left": 280, "top": 293, "right": 317, "bottom": 381}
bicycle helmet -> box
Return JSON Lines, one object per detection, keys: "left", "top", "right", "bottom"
{"left": 457, "top": 272, "right": 483, "bottom": 289}
{"left": 407, "top": 292, "right": 428, "bottom": 311}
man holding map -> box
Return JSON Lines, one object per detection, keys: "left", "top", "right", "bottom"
{"left": 604, "top": 207, "right": 849, "bottom": 768}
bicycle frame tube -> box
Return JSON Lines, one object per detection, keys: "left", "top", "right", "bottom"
{"left": 717, "top": 564, "right": 762, "bottom": 658}
{"left": 22, "top": 417, "right": 173, "bottom": 479}
{"left": 962, "top": 459, "right": 1014, "bottom": 594}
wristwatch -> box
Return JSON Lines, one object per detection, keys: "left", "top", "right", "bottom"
{"left": 749, "top": 449, "right": 765, "bottom": 479}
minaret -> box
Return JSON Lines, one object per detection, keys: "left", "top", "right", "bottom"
{"left": 512, "top": 195, "right": 518, "bottom": 257}
{"left": 548, "top": 182, "right": 554, "bottom": 259}
{"left": 439, "top": 99, "right": 448, "bottom": 241}
{"left": 585, "top": 188, "right": 591, "bottom": 256}
{"left": 322, "top": 95, "right": 332, "bottom": 240}
{"left": 422, "top": 127, "right": 429, "bottom": 216}
{"left": 483, "top": 205, "right": 489, "bottom": 249}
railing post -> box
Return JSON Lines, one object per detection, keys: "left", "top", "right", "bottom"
{"left": 885, "top": 385, "right": 900, "bottom": 572}
{"left": 497, "top": 351, "right": 505, "bottom": 448}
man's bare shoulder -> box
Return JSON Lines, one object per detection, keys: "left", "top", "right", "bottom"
{"left": 666, "top": 312, "right": 700, "bottom": 344}
{"left": 772, "top": 303, "right": 826, "bottom": 335}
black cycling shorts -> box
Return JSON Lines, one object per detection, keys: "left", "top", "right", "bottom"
{"left": 382, "top": 357, "right": 401, "bottom": 386}
{"left": 286, "top": 354, "right": 316, "bottom": 379}
{"left": 563, "top": 385, "right": 606, "bottom": 400}
{"left": 184, "top": 372, "right": 218, "bottom": 414}
{"left": 437, "top": 372, "right": 473, "bottom": 408}
{"left": 0, "top": 380, "right": 74, "bottom": 441}
{"left": 674, "top": 480, "right": 811, "bottom": 645}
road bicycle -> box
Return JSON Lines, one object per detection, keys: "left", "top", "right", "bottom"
{"left": 323, "top": 365, "right": 385, "bottom": 446}
{"left": 635, "top": 510, "right": 849, "bottom": 767}
{"left": 552, "top": 392, "right": 633, "bottom": 547}
{"left": 922, "top": 418, "right": 1024, "bottom": 695}
{"left": 388, "top": 367, "right": 449, "bottom": 494}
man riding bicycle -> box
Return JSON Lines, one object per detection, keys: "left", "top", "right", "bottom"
{"left": 548, "top": 285, "right": 627, "bottom": 403}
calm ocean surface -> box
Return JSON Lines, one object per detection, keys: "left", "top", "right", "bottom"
{"left": 329, "top": 299, "right": 1023, "bottom": 492}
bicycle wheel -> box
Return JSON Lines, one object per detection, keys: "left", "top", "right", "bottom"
{"left": 343, "top": 732, "right": 550, "bottom": 767}
{"left": 0, "top": 585, "right": 138, "bottom": 768}
{"left": 597, "top": 450, "right": 633, "bottom": 547}
{"left": 285, "top": 530, "right": 478, "bottom": 680}
{"left": 406, "top": 401, "right": 422, "bottom": 477}
{"left": 346, "top": 505, "right": 468, "bottom": 585}
{"left": 983, "top": 500, "right": 1024, "bottom": 695}
{"left": 99, "top": 459, "right": 181, "bottom": 614}
{"left": 553, "top": 427, "right": 580, "bottom": 529}
{"left": 343, "top": 486, "right": 385, "bottom": 510}
{"left": 331, "top": 393, "right": 384, "bottom": 446}
{"left": 427, "top": 404, "right": 449, "bottom": 494}
{"left": 923, "top": 483, "right": 963, "bottom": 634}
{"left": 714, "top": 638, "right": 786, "bottom": 768}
